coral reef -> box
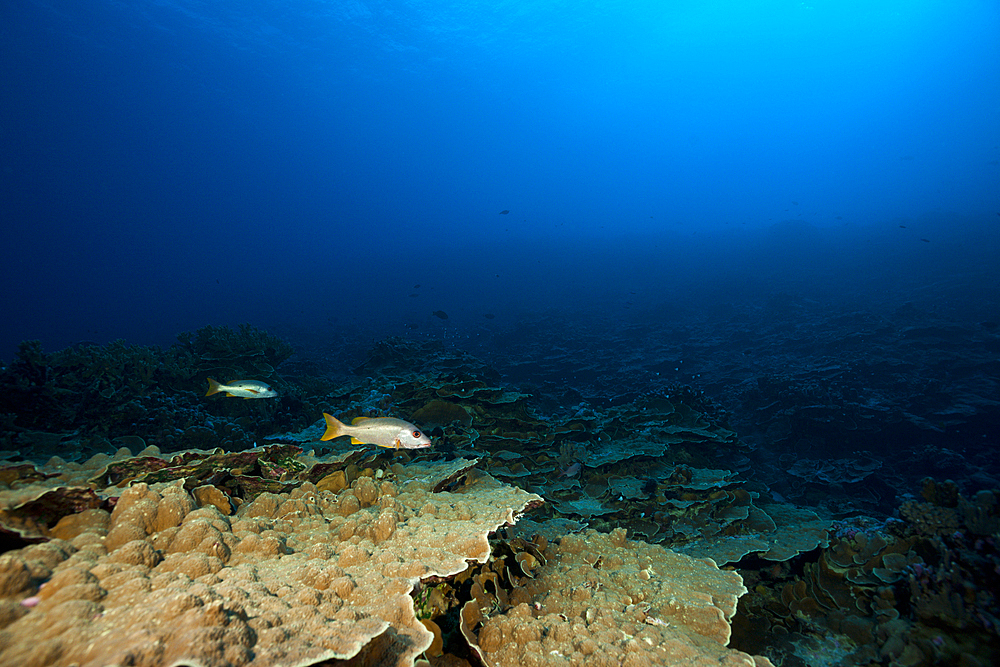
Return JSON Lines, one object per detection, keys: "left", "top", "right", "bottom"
{"left": 0, "top": 456, "right": 542, "bottom": 666}
{"left": 464, "top": 528, "right": 773, "bottom": 667}
{"left": 294, "top": 355, "right": 828, "bottom": 568}
{"left": 4, "top": 328, "right": 996, "bottom": 666}
{"left": 0, "top": 326, "right": 314, "bottom": 458}
{"left": 731, "top": 478, "right": 1000, "bottom": 666}
{"left": 0, "top": 443, "right": 776, "bottom": 667}
{"left": 0, "top": 334, "right": 834, "bottom": 574}
{"left": 175, "top": 324, "right": 294, "bottom": 379}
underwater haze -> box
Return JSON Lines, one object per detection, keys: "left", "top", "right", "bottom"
{"left": 5, "top": 2, "right": 1000, "bottom": 664}
{"left": 2, "top": 0, "right": 999, "bottom": 357}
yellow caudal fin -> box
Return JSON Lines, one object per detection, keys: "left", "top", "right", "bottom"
{"left": 206, "top": 377, "right": 223, "bottom": 397}
{"left": 321, "top": 413, "right": 347, "bottom": 441}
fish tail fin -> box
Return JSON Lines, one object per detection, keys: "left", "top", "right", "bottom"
{"left": 206, "top": 377, "right": 223, "bottom": 397}
{"left": 321, "top": 413, "right": 347, "bottom": 441}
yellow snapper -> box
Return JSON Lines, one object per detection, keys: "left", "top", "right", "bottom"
{"left": 205, "top": 378, "right": 278, "bottom": 399}
{"left": 321, "top": 413, "right": 431, "bottom": 449}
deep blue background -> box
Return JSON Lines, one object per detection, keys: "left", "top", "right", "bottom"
{"left": 2, "top": 0, "right": 998, "bottom": 360}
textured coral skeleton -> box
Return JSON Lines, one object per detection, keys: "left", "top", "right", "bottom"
{"left": 0, "top": 447, "right": 778, "bottom": 667}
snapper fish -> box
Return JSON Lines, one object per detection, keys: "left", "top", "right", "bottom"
{"left": 205, "top": 378, "right": 278, "bottom": 399}
{"left": 321, "top": 413, "right": 431, "bottom": 449}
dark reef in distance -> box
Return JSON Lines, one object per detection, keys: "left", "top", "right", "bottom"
{"left": 0, "top": 306, "right": 998, "bottom": 665}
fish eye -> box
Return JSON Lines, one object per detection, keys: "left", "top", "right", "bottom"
{"left": 412, "top": 431, "right": 421, "bottom": 438}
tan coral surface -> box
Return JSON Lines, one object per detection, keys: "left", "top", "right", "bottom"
{"left": 475, "top": 528, "right": 774, "bottom": 667}
{"left": 0, "top": 464, "right": 541, "bottom": 667}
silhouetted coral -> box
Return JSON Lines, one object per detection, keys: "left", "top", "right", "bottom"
{"left": 731, "top": 480, "right": 1000, "bottom": 666}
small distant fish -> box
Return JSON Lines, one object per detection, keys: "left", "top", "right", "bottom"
{"left": 432, "top": 310, "right": 449, "bottom": 320}
{"left": 205, "top": 378, "right": 277, "bottom": 399}
{"left": 499, "top": 210, "right": 509, "bottom": 215}
{"left": 321, "top": 413, "right": 431, "bottom": 449}
{"left": 414, "top": 284, "right": 421, "bottom": 288}
{"left": 791, "top": 201, "right": 799, "bottom": 205}
{"left": 409, "top": 293, "right": 419, "bottom": 297}
{"left": 561, "top": 462, "right": 582, "bottom": 478}
{"left": 899, "top": 225, "right": 907, "bottom": 228}
{"left": 484, "top": 313, "right": 495, "bottom": 319}
{"left": 920, "top": 238, "right": 930, "bottom": 243}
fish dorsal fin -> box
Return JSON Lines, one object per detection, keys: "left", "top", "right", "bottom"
{"left": 351, "top": 417, "right": 371, "bottom": 425}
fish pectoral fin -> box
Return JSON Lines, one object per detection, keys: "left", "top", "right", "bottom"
{"left": 350, "top": 437, "right": 364, "bottom": 445}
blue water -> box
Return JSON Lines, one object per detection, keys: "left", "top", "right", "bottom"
{"left": 4, "top": 4, "right": 1000, "bottom": 664}
{"left": 2, "top": 0, "right": 998, "bottom": 357}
